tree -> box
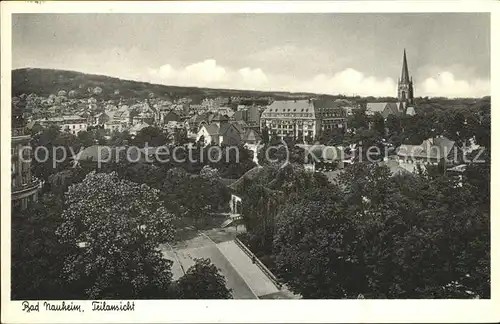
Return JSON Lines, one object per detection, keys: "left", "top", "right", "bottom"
{"left": 119, "top": 162, "right": 166, "bottom": 188}
{"left": 109, "top": 130, "right": 132, "bottom": 146}
{"left": 272, "top": 164, "right": 490, "bottom": 298}
{"left": 372, "top": 113, "right": 385, "bottom": 136}
{"left": 261, "top": 127, "right": 270, "bottom": 144}
{"left": 175, "top": 258, "right": 232, "bottom": 299}
{"left": 31, "top": 125, "right": 82, "bottom": 181}
{"left": 77, "top": 130, "right": 94, "bottom": 148}
{"left": 133, "top": 126, "right": 167, "bottom": 147}
{"left": 273, "top": 188, "right": 358, "bottom": 298}
{"left": 11, "top": 194, "right": 81, "bottom": 300}
{"left": 57, "top": 171, "right": 176, "bottom": 299}
{"left": 174, "top": 127, "right": 189, "bottom": 146}
{"left": 47, "top": 167, "right": 89, "bottom": 197}
{"left": 348, "top": 108, "right": 369, "bottom": 130}
{"left": 386, "top": 114, "right": 402, "bottom": 135}
{"left": 216, "top": 144, "right": 257, "bottom": 179}
{"left": 200, "top": 165, "right": 220, "bottom": 179}
{"left": 161, "top": 169, "right": 230, "bottom": 224}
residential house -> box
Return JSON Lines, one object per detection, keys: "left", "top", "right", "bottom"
{"left": 104, "top": 120, "right": 126, "bottom": 134}
{"left": 196, "top": 122, "right": 242, "bottom": 146}
{"left": 395, "top": 135, "right": 457, "bottom": 172}
{"left": 37, "top": 115, "right": 88, "bottom": 135}
{"left": 92, "top": 112, "right": 111, "bottom": 125}
{"left": 162, "top": 110, "right": 182, "bottom": 124}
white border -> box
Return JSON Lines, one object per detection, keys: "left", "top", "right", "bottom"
{"left": 1, "top": 1, "right": 499, "bottom": 323}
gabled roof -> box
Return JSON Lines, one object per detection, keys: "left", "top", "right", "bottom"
{"left": 203, "top": 124, "right": 220, "bottom": 136}
{"left": 380, "top": 159, "right": 412, "bottom": 176}
{"left": 396, "top": 136, "right": 455, "bottom": 160}
{"left": 366, "top": 102, "right": 388, "bottom": 113}
{"left": 219, "top": 123, "right": 240, "bottom": 136}
{"left": 232, "top": 121, "right": 247, "bottom": 134}
{"left": 406, "top": 106, "right": 416, "bottom": 116}
{"left": 212, "top": 114, "right": 229, "bottom": 122}
{"left": 366, "top": 102, "right": 401, "bottom": 118}
{"left": 241, "top": 129, "right": 262, "bottom": 142}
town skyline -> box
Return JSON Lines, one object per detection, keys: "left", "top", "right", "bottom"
{"left": 13, "top": 13, "right": 490, "bottom": 98}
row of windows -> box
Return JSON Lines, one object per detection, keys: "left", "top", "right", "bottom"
{"left": 318, "top": 113, "right": 346, "bottom": 118}
{"left": 64, "top": 124, "right": 86, "bottom": 130}
{"left": 275, "top": 130, "right": 314, "bottom": 137}
{"left": 269, "top": 108, "right": 311, "bottom": 113}
{"left": 263, "top": 113, "right": 314, "bottom": 118}
{"left": 264, "top": 120, "right": 315, "bottom": 126}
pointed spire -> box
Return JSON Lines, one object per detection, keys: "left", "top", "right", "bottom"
{"left": 401, "top": 49, "right": 410, "bottom": 83}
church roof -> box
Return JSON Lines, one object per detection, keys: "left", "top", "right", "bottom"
{"left": 366, "top": 102, "right": 401, "bottom": 118}
{"left": 401, "top": 49, "right": 410, "bottom": 83}
{"left": 366, "top": 102, "right": 388, "bottom": 113}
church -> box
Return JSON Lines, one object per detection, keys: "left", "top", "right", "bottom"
{"left": 366, "top": 49, "right": 416, "bottom": 118}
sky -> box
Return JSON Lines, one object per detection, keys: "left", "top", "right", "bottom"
{"left": 12, "top": 13, "right": 490, "bottom": 98}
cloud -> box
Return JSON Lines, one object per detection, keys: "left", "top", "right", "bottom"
{"left": 149, "top": 59, "right": 267, "bottom": 90}
{"left": 300, "top": 69, "right": 397, "bottom": 97}
{"left": 148, "top": 60, "right": 489, "bottom": 98}
{"left": 238, "top": 67, "right": 269, "bottom": 87}
{"left": 148, "top": 60, "right": 395, "bottom": 96}
{"left": 150, "top": 59, "right": 229, "bottom": 86}
{"left": 419, "top": 72, "right": 490, "bottom": 98}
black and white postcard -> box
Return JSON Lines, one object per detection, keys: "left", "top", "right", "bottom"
{"left": 1, "top": 1, "right": 499, "bottom": 323}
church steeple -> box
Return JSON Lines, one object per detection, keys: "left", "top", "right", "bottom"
{"left": 397, "top": 49, "right": 414, "bottom": 107}
{"left": 401, "top": 49, "right": 410, "bottom": 83}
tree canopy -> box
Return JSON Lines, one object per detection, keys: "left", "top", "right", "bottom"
{"left": 57, "top": 171, "right": 176, "bottom": 298}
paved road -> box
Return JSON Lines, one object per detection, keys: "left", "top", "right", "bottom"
{"left": 217, "top": 240, "right": 279, "bottom": 297}
{"left": 161, "top": 229, "right": 287, "bottom": 299}
{"left": 161, "top": 234, "right": 258, "bottom": 299}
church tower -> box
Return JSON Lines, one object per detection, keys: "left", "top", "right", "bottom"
{"left": 397, "top": 49, "right": 414, "bottom": 107}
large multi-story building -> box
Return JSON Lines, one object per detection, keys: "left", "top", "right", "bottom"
{"left": 36, "top": 115, "right": 88, "bottom": 135}
{"left": 260, "top": 99, "right": 347, "bottom": 140}
{"left": 12, "top": 106, "right": 40, "bottom": 211}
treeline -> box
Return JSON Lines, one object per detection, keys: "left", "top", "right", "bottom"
{"left": 12, "top": 169, "right": 233, "bottom": 300}
{"left": 237, "top": 159, "right": 490, "bottom": 299}
{"left": 13, "top": 68, "right": 314, "bottom": 101}
{"left": 317, "top": 96, "right": 491, "bottom": 149}
{"left": 29, "top": 125, "right": 256, "bottom": 183}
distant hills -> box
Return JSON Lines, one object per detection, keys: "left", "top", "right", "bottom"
{"left": 12, "top": 68, "right": 489, "bottom": 105}
{"left": 11, "top": 68, "right": 326, "bottom": 101}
